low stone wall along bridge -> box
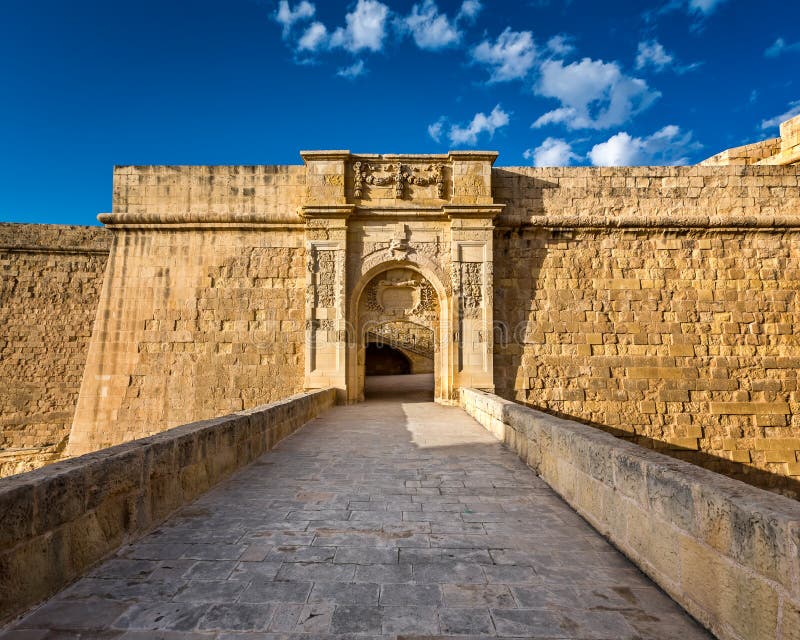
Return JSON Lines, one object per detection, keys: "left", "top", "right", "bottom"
{"left": 1, "top": 375, "right": 713, "bottom": 639}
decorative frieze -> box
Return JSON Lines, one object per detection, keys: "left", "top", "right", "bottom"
{"left": 353, "top": 161, "right": 445, "bottom": 200}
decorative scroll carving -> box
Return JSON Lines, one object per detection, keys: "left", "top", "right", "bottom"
{"left": 315, "top": 250, "right": 336, "bottom": 308}
{"left": 367, "top": 321, "right": 435, "bottom": 357}
{"left": 362, "top": 271, "right": 438, "bottom": 319}
{"left": 413, "top": 280, "right": 437, "bottom": 316}
{"left": 305, "top": 319, "right": 335, "bottom": 331}
{"left": 365, "top": 283, "right": 382, "bottom": 312}
{"left": 460, "top": 262, "right": 483, "bottom": 318}
{"left": 352, "top": 161, "right": 446, "bottom": 200}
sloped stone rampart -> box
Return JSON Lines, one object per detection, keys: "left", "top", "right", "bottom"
{"left": 461, "top": 387, "right": 800, "bottom": 640}
{"left": 0, "top": 224, "right": 110, "bottom": 476}
{"left": 0, "top": 388, "right": 335, "bottom": 626}
{"left": 66, "top": 228, "right": 307, "bottom": 455}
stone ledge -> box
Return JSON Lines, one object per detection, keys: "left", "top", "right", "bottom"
{"left": 0, "top": 388, "right": 335, "bottom": 626}
{"left": 460, "top": 387, "right": 800, "bottom": 640}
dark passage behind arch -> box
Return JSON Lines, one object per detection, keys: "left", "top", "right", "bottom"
{"left": 365, "top": 342, "right": 411, "bottom": 376}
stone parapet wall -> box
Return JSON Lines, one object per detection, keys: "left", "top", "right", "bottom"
{"left": 110, "top": 165, "right": 307, "bottom": 222}
{"left": 701, "top": 115, "right": 800, "bottom": 167}
{"left": 700, "top": 139, "right": 783, "bottom": 167}
{"left": 460, "top": 387, "right": 800, "bottom": 640}
{"left": 0, "top": 224, "right": 110, "bottom": 476}
{"left": 0, "top": 388, "right": 335, "bottom": 626}
{"left": 493, "top": 165, "right": 800, "bottom": 227}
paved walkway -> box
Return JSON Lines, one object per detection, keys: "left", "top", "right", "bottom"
{"left": 2, "top": 375, "right": 711, "bottom": 639}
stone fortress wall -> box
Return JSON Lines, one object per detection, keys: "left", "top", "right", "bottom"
{"left": 62, "top": 166, "right": 309, "bottom": 455}
{"left": 0, "top": 224, "right": 109, "bottom": 476}
{"left": 1, "top": 117, "right": 800, "bottom": 495}
{"left": 492, "top": 165, "right": 800, "bottom": 493}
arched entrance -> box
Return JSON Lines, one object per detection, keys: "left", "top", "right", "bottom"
{"left": 348, "top": 264, "right": 449, "bottom": 403}
{"left": 364, "top": 343, "right": 412, "bottom": 376}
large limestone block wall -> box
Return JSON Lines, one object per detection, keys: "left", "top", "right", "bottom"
{"left": 68, "top": 164, "right": 310, "bottom": 455}
{"left": 0, "top": 224, "right": 109, "bottom": 476}
{"left": 111, "top": 164, "right": 306, "bottom": 221}
{"left": 492, "top": 165, "right": 800, "bottom": 495}
{"left": 67, "top": 228, "right": 306, "bottom": 455}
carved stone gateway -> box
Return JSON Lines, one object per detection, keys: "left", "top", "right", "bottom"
{"left": 300, "top": 151, "right": 502, "bottom": 403}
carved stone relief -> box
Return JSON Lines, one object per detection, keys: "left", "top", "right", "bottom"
{"left": 460, "top": 262, "right": 483, "bottom": 319}
{"left": 315, "top": 250, "right": 336, "bottom": 308}
{"left": 352, "top": 161, "right": 445, "bottom": 200}
{"left": 363, "top": 270, "right": 439, "bottom": 320}
{"left": 352, "top": 237, "right": 450, "bottom": 301}
{"left": 367, "top": 321, "right": 435, "bottom": 357}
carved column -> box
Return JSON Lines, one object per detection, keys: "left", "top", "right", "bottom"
{"left": 300, "top": 151, "right": 352, "bottom": 402}
{"left": 446, "top": 151, "right": 503, "bottom": 393}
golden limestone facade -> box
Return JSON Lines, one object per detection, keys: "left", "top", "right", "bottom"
{"left": 2, "top": 115, "right": 800, "bottom": 495}
{"left": 65, "top": 151, "right": 501, "bottom": 456}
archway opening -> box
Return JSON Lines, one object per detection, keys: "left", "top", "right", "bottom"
{"left": 365, "top": 342, "right": 411, "bottom": 376}
{"left": 355, "top": 266, "right": 440, "bottom": 402}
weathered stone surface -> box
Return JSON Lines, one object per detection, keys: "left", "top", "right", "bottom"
{"left": 1, "top": 375, "right": 709, "bottom": 640}
{"left": 0, "top": 388, "right": 334, "bottom": 626}
{"left": 461, "top": 386, "right": 800, "bottom": 640}
{"left": 4, "top": 146, "right": 800, "bottom": 493}
{"left": 0, "top": 223, "right": 109, "bottom": 475}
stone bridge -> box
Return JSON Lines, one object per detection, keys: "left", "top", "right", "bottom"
{"left": 1, "top": 376, "right": 797, "bottom": 640}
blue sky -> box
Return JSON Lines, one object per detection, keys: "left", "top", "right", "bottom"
{"left": 1, "top": 0, "right": 798, "bottom": 225}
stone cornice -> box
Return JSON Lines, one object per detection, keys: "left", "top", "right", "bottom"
{"left": 299, "top": 150, "right": 351, "bottom": 161}
{"left": 498, "top": 213, "right": 800, "bottom": 230}
{"left": 443, "top": 204, "right": 505, "bottom": 219}
{"left": 299, "top": 204, "right": 356, "bottom": 219}
{"left": 98, "top": 212, "right": 305, "bottom": 229}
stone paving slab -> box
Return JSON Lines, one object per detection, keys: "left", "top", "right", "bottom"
{"left": 0, "top": 375, "right": 712, "bottom": 639}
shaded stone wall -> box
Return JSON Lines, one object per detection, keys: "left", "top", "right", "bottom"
{"left": 0, "top": 224, "right": 109, "bottom": 476}
{"left": 493, "top": 166, "right": 800, "bottom": 493}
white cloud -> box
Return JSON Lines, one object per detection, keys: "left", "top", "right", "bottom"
{"left": 765, "top": 37, "right": 800, "bottom": 58}
{"left": 588, "top": 125, "right": 697, "bottom": 166}
{"left": 458, "top": 0, "right": 482, "bottom": 20}
{"left": 687, "top": 0, "right": 728, "bottom": 14}
{"left": 297, "top": 21, "right": 328, "bottom": 51}
{"left": 330, "top": 0, "right": 390, "bottom": 53}
{"left": 428, "top": 118, "right": 446, "bottom": 143}
{"left": 525, "top": 137, "right": 581, "bottom": 166}
{"left": 472, "top": 28, "right": 537, "bottom": 82}
{"left": 436, "top": 105, "right": 510, "bottom": 146}
{"left": 337, "top": 60, "right": 366, "bottom": 79}
{"left": 546, "top": 34, "right": 575, "bottom": 57}
{"left": 276, "top": 1, "right": 315, "bottom": 37}
{"left": 403, "top": 0, "right": 462, "bottom": 50}
{"left": 635, "top": 40, "right": 673, "bottom": 71}
{"left": 761, "top": 100, "right": 800, "bottom": 130}
{"left": 533, "top": 57, "right": 660, "bottom": 130}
